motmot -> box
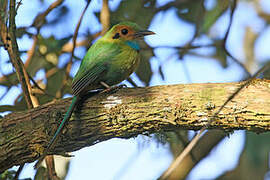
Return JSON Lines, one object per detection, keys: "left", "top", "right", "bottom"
{"left": 34, "top": 21, "right": 155, "bottom": 168}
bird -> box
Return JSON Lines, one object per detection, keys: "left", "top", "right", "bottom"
{"left": 34, "top": 21, "right": 155, "bottom": 168}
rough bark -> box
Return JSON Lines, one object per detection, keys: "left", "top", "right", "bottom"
{"left": 1, "top": 80, "right": 270, "bottom": 172}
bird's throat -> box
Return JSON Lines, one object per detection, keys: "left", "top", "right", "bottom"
{"left": 125, "top": 40, "right": 140, "bottom": 51}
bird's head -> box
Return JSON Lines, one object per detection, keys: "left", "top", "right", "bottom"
{"left": 104, "top": 21, "right": 155, "bottom": 42}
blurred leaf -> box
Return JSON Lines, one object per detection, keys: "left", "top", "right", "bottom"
{"left": 246, "top": 132, "right": 270, "bottom": 166}
{"left": 213, "top": 40, "right": 227, "bottom": 68}
{"left": 109, "top": 0, "right": 155, "bottom": 28}
{"left": 177, "top": 0, "right": 230, "bottom": 36}
{"left": 13, "top": 94, "right": 28, "bottom": 111}
{"left": 0, "top": 73, "right": 19, "bottom": 87}
{"left": 46, "top": 68, "right": 65, "bottom": 96}
{"left": 136, "top": 57, "right": 152, "bottom": 86}
{"left": 15, "top": 27, "right": 30, "bottom": 38}
{"left": 38, "top": 35, "right": 71, "bottom": 55}
{"left": 27, "top": 51, "right": 50, "bottom": 77}
{"left": 176, "top": 0, "right": 205, "bottom": 37}
{"left": 202, "top": 0, "right": 230, "bottom": 33}
{"left": 0, "top": 105, "right": 26, "bottom": 113}
{"left": 177, "top": 0, "right": 205, "bottom": 24}
{"left": 261, "top": 60, "right": 270, "bottom": 79}
{"left": 135, "top": 42, "right": 154, "bottom": 86}
{"left": 0, "top": 170, "right": 16, "bottom": 180}
{"left": 218, "top": 132, "right": 269, "bottom": 180}
{"left": 34, "top": 166, "right": 48, "bottom": 180}
{"left": 243, "top": 26, "right": 258, "bottom": 72}
{"left": 166, "top": 131, "right": 189, "bottom": 156}
{"left": 215, "top": 46, "right": 227, "bottom": 68}
{"left": 46, "top": 5, "right": 69, "bottom": 26}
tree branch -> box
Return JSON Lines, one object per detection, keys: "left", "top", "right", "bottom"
{"left": 0, "top": 0, "right": 34, "bottom": 108}
{"left": 1, "top": 81, "right": 270, "bottom": 172}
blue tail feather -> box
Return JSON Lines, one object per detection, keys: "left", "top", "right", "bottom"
{"left": 34, "top": 96, "right": 79, "bottom": 168}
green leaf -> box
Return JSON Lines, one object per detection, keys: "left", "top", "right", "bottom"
{"left": 0, "top": 169, "right": 17, "bottom": 180}
{"left": 0, "top": 72, "right": 19, "bottom": 87}
{"left": 38, "top": 35, "right": 71, "bottom": 55}
{"left": 212, "top": 40, "right": 228, "bottom": 68}
{"left": 45, "top": 68, "right": 65, "bottom": 96}
{"left": 214, "top": 45, "right": 227, "bottom": 68}
{"left": 202, "top": 0, "right": 230, "bottom": 33}
{"left": 135, "top": 42, "right": 154, "bottom": 86}
{"left": 109, "top": 0, "right": 155, "bottom": 29}
{"left": 177, "top": 0, "right": 205, "bottom": 24}
{"left": 0, "top": 105, "right": 26, "bottom": 113}
{"left": 246, "top": 132, "right": 270, "bottom": 166}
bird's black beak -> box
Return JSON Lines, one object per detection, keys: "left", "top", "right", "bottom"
{"left": 134, "top": 30, "right": 155, "bottom": 38}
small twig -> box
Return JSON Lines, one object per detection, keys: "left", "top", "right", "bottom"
{"left": 175, "top": 131, "right": 196, "bottom": 162}
{"left": 159, "top": 129, "right": 203, "bottom": 180}
{"left": 100, "top": 0, "right": 110, "bottom": 35}
{"left": 45, "top": 155, "right": 60, "bottom": 180}
{"left": 28, "top": 72, "right": 56, "bottom": 98}
{"left": 67, "top": 0, "right": 91, "bottom": 69}
{"left": 224, "top": 0, "right": 237, "bottom": 42}
{"left": 32, "top": 0, "right": 64, "bottom": 29}
{"left": 224, "top": 48, "right": 251, "bottom": 78}
{"left": 222, "top": 0, "right": 251, "bottom": 78}
{"left": 126, "top": 77, "right": 138, "bottom": 87}
{"left": 24, "top": 33, "right": 38, "bottom": 68}
{"left": 15, "top": 0, "right": 23, "bottom": 12}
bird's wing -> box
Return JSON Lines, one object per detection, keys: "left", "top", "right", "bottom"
{"left": 71, "top": 63, "right": 107, "bottom": 96}
{"left": 71, "top": 41, "right": 121, "bottom": 96}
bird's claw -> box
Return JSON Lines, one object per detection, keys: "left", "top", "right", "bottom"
{"left": 59, "top": 152, "right": 74, "bottom": 157}
{"left": 101, "top": 84, "right": 127, "bottom": 94}
{"left": 117, "top": 84, "right": 127, "bottom": 88}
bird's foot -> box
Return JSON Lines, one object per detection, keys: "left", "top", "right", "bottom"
{"left": 101, "top": 84, "right": 127, "bottom": 94}
{"left": 59, "top": 152, "right": 74, "bottom": 158}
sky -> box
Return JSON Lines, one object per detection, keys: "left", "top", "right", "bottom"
{"left": 1, "top": 0, "right": 270, "bottom": 179}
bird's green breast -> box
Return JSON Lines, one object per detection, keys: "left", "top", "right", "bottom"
{"left": 102, "top": 41, "right": 140, "bottom": 85}
{"left": 72, "top": 39, "right": 140, "bottom": 90}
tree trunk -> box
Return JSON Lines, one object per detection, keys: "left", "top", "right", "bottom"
{"left": 1, "top": 80, "right": 270, "bottom": 172}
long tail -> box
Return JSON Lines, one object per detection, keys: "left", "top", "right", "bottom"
{"left": 34, "top": 96, "right": 80, "bottom": 169}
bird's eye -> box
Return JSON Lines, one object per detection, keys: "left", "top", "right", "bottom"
{"left": 121, "top": 28, "right": 128, "bottom": 35}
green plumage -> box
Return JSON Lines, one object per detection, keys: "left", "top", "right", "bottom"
{"left": 34, "top": 21, "right": 154, "bottom": 168}
{"left": 72, "top": 35, "right": 140, "bottom": 95}
{"left": 72, "top": 22, "right": 142, "bottom": 95}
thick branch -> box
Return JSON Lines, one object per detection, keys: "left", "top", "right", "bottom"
{"left": 1, "top": 81, "right": 270, "bottom": 171}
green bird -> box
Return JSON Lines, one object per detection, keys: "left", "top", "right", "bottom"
{"left": 34, "top": 21, "right": 155, "bottom": 168}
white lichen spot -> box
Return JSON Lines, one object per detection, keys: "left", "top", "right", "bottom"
{"left": 196, "top": 111, "right": 207, "bottom": 116}
{"left": 103, "top": 95, "right": 122, "bottom": 109}
{"left": 200, "top": 117, "right": 208, "bottom": 122}
{"left": 163, "top": 107, "right": 172, "bottom": 112}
